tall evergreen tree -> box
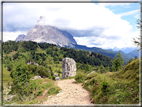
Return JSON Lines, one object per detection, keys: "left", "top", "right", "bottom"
{"left": 135, "top": 55, "right": 138, "bottom": 59}
{"left": 99, "top": 63, "right": 105, "bottom": 74}
{"left": 112, "top": 52, "right": 124, "bottom": 71}
{"left": 85, "top": 63, "right": 90, "bottom": 73}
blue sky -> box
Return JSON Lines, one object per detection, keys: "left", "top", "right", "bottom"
{"left": 101, "top": 3, "right": 139, "bottom": 31}
{"left": 3, "top": 1, "right": 140, "bottom": 50}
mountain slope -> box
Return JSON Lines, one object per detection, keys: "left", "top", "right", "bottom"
{"left": 3, "top": 41, "right": 113, "bottom": 67}
{"left": 73, "top": 44, "right": 131, "bottom": 64}
{"left": 75, "top": 59, "right": 139, "bottom": 104}
{"left": 111, "top": 47, "right": 138, "bottom": 54}
{"left": 15, "top": 34, "right": 25, "bottom": 42}
{"left": 127, "top": 49, "right": 139, "bottom": 58}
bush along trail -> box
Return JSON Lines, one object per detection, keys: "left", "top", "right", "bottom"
{"left": 43, "top": 79, "right": 92, "bottom": 105}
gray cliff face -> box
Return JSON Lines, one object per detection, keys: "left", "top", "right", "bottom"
{"left": 15, "top": 34, "right": 26, "bottom": 42}
{"left": 62, "top": 57, "right": 77, "bottom": 79}
{"left": 15, "top": 24, "right": 77, "bottom": 47}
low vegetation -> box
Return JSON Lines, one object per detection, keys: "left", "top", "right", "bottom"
{"left": 3, "top": 78, "right": 61, "bottom": 104}
{"left": 75, "top": 59, "right": 139, "bottom": 104}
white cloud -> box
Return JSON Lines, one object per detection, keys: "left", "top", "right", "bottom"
{"left": 117, "top": 9, "right": 139, "bottom": 17}
{"left": 3, "top": 31, "right": 26, "bottom": 42}
{"left": 3, "top": 3, "right": 139, "bottom": 49}
{"left": 134, "top": 14, "right": 140, "bottom": 19}
{"left": 74, "top": 29, "right": 139, "bottom": 49}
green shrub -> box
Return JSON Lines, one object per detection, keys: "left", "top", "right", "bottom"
{"left": 47, "top": 86, "right": 61, "bottom": 95}
{"left": 101, "top": 81, "right": 109, "bottom": 94}
{"left": 37, "top": 89, "right": 44, "bottom": 96}
{"left": 75, "top": 72, "right": 87, "bottom": 83}
{"left": 86, "top": 72, "right": 97, "bottom": 79}
{"left": 41, "top": 82, "right": 53, "bottom": 89}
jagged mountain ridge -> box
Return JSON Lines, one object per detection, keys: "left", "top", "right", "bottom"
{"left": 16, "top": 24, "right": 77, "bottom": 47}
{"left": 15, "top": 34, "right": 26, "bottom": 42}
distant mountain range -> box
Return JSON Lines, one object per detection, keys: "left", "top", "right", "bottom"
{"left": 110, "top": 47, "right": 139, "bottom": 54}
{"left": 72, "top": 44, "right": 139, "bottom": 64}
{"left": 15, "top": 16, "right": 139, "bottom": 64}
{"left": 127, "top": 49, "right": 139, "bottom": 58}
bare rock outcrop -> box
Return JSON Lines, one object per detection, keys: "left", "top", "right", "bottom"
{"left": 15, "top": 34, "right": 25, "bottom": 42}
{"left": 15, "top": 16, "right": 77, "bottom": 48}
{"left": 62, "top": 57, "right": 77, "bottom": 79}
{"left": 27, "top": 60, "right": 39, "bottom": 66}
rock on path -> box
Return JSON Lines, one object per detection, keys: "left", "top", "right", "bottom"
{"left": 43, "top": 79, "right": 92, "bottom": 105}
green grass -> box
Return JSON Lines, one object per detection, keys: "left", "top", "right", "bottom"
{"left": 47, "top": 86, "right": 61, "bottom": 95}
{"left": 75, "top": 59, "right": 139, "bottom": 104}
{"left": 35, "top": 48, "right": 45, "bottom": 53}
{"left": 3, "top": 78, "right": 61, "bottom": 104}
{"left": 3, "top": 65, "right": 12, "bottom": 83}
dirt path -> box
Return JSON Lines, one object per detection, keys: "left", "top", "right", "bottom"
{"left": 43, "top": 79, "right": 93, "bottom": 105}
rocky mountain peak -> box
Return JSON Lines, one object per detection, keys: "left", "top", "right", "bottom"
{"left": 15, "top": 34, "right": 26, "bottom": 42}
{"left": 15, "top": 16, "right": 77, "bottom": 47}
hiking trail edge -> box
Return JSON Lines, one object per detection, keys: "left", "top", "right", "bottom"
{"left": 42, "top": 79, "right": 93, "bottom": 105}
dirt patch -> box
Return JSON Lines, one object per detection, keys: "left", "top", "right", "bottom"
{"left": 42, "top": 79, "right": 92, "bottom": 105}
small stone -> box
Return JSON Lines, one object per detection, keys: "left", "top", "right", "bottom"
{"left": 34, "top": 76, "right": 41, "bottom": 79}
{"left": 55, "top": 77, "right": 60, "bottom": 81}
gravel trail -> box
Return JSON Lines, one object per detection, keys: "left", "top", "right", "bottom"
{"left": 43, "top": 79, "right": 92, "bottom": 105}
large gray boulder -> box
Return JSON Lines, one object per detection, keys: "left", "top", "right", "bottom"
{"left": 62, "top": 57, "right": 77, "bottom": 79}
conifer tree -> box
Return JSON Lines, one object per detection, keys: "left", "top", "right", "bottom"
{"left": 100, "top": 63, "right": 105, "bottom": 74}
{"left": 85, "top": 63, "right": 90, "bottom": 73}
{"left": 112, "top": 52, "right": 124, "bottom": 71}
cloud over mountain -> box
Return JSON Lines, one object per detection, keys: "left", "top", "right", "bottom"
{"left": 15, "top": 16, "right": 77, "bottom": 47}
{"left": 3, "top": 3, "right": 139, "bottom": 49}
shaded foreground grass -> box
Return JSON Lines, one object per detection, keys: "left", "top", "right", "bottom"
{"left": 75, "top": 59, "right": 139, "bottom": 104}
{"left": 3, "top": 65, "right": 12, "bottom": 84}
{"left": 3, "top": 78, "right": 61, "bottom": 105}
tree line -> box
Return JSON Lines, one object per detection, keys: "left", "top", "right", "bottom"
{"left": 3, "top": 41, "right": 114, "bottom": 67}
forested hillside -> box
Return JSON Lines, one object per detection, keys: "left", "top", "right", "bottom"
{"left": 2, "top": 41, "right": 113, "bottom": 68}
{"left": 73, "top": 44, "right": 132, "bottom": 64}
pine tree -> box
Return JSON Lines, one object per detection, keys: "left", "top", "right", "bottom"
{"left": 85, "top": 63, "right": 90, "bottom": 73}
{"left": 112, "top": 52, "right": 124, "bottom": 71}
{"left": 10, "top": 58, "right": 31, "bottom": 95}
{"left": 100, "top": 63, "right": 105, "bottom": 74}
{"left": 135, "top": 55, "right": 138, "bottom": 59}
